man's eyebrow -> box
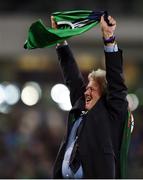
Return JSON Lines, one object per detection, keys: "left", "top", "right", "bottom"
{"left": 85, "top": 86, "right": 91, "bottom": 90}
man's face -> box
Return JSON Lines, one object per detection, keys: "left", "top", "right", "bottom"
{"left": 84, "top": 78, "right": 102, "bottom": 110}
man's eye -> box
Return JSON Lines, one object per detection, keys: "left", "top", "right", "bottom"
{"left": 91, "top": 88, "right": 97, "bottom": 91}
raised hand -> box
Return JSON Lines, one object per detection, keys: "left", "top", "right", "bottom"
{"left": 100, "top": 15, "right": 116, "bottom": 39}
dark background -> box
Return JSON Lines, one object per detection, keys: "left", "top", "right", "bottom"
{"left": 0, "top": 0, "right": 143, "bottom": 178}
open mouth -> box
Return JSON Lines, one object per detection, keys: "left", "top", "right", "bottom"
{"left": 85, "top": 96, "right": 92, "bottom": 103}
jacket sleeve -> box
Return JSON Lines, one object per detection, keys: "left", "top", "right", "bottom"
{"left": 105, "top": 49, "right": 128, "bottom": 121}
{"left": 56, "top": 45, "right": 85, "bottom": 106}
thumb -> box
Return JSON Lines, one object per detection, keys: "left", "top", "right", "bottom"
{"left": 100, "top": 15, "right": 107, "bottom": 26}
{"left": 51, "top": 16, "right": 57, "bottom": 29}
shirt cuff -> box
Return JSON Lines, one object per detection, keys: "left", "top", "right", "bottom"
{"left": 104, "top": 44, "right": 118, "bottom": 52}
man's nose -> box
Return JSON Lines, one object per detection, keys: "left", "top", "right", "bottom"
{"left": 84, "top": 88, "right": 90, "bottom": 95}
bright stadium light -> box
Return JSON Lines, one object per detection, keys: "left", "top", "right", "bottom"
{"left": 51, "top": 84, "right": 70, "bottom": 103}
{"left": 4, "top": 84, "right": 20, "bottom": 105}
{"left": 127, "top": 93, "right": 139, "bottom": 111}
{"left": 0, "top": 84, "right": 6, "bottom": 104}
{"left": 58, "top": 101, "right": 72, "bottom": 111}
{"left": 21, "top": 82, "right": 41, "bottom": 106}
{"left": 51, "top": 83, "right": 72, "bottom": 111}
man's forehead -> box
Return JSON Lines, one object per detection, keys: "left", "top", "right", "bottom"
{"left": 87, "top": 79, "right": 99, "bottom": 87}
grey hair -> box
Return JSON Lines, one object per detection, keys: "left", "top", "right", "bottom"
{"left": 88, "top": 68, "right": 107, "bottom": 94}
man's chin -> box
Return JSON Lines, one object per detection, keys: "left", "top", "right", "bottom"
{"left": 85, "top": 101, "right": 96, "bottom": 110}
{"left": 85, "top": 103, "right": 91, "bottom": 110}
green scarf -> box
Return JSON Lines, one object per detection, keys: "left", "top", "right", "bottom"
{"left": 24, "top": 10, "right": 107, "bottom": 49}
{"left": 120, "top": 110, "right": 134, "bottom": 178}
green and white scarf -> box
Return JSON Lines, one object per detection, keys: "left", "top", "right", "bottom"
{"left": 24, "top": 10, "right": 107, "bottom": 49}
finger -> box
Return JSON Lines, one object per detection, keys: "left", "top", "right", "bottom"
{"left": 108, "top": 16, "right": 116, "bottom": 26}
{"left": 100, "top": 15, "right": 107, "bottom": 25}
{"left": 100, "top": 15, "right": 104, "bottom": 22}
{"left": 51, "top": 16, "right": 55, "bottom": 27}
{"left": 51, "top": 16, "right": 57, "bottom": 29}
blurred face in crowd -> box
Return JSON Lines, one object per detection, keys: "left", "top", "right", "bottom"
{"left": 84, "top": 77, "right": 102, "bottom": 110}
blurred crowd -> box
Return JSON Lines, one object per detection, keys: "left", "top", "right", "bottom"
{"left": 0, "top": 100, "right": 143, "bottom": 178}
{"left": 0, "top": 107, "right": 66, "bottom": 178}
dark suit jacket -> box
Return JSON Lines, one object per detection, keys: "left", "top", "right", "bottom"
{"left": 53, "top": 45, "right": 128, "bottom": 179}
